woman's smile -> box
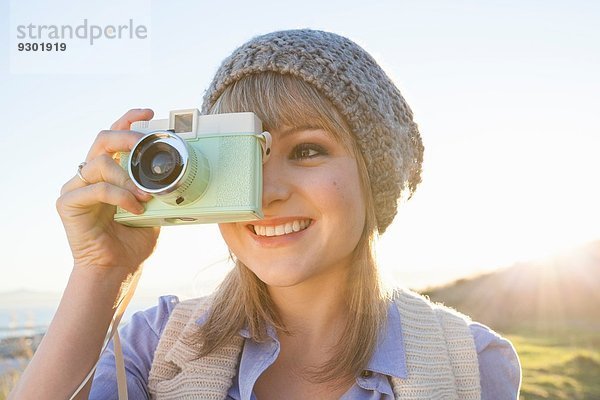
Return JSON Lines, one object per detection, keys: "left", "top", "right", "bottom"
{"left": 249, "top": 218, "right": 313, "bottom": 237}
{"left": 245, "top": 217, "right": 315, "bottom": 249}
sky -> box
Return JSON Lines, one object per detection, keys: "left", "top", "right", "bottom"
{"left": 1, "top": 0, "right": 599, "bottom": 303}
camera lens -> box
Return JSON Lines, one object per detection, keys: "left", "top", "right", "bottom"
{"left": 150, "top": 151, "right": 175, "bottom": 177}
{"left": 139, "top": 143, "right": 182, "bottom": 187}
{"left": 128, "top": 130, "right": 210, "bottom": 206}
{"left": 130, "top": 132, "right": 187, "bottom": 191}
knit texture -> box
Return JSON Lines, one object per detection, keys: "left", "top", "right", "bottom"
{"left": 147, "top": 289, "right": 480, "bottom": 399}
{"left": 201, "top": 29, "right": 424, "bottom": 234}
{"left": 147, "top": 297, "right": 244, "bottom": 399}
{"left": 390, "top": 289, "right": 481, "bottom": 399}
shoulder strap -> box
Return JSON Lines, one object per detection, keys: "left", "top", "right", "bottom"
{"left": 390, "top": 288, "right": 481, "bottom": 400}
{"left": 148, "top": 296, "right": 243, "bottom": 400}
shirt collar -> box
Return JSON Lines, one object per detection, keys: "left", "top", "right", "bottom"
{"left": 238, "top": 324, "right": 277, "bottom": 339}
{"left": 363, "top": 301, "right": 407, "bottom": 379}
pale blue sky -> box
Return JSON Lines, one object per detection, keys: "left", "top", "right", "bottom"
{"left": 1, "top": 0, "right": 599, "bottom": 300}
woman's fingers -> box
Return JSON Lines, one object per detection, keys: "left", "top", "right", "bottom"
{"left": 61, "top": 155, "right": 151, "bottom": 200}
{"left": 58, "top": 181, "right": 146, "bottom": 216}
{"left": 58, "top": 108, "right": 156, "bottom": 217}
{"left": 85, "top": 130, "right": 144, "bottom": 162}
{"left": 110, "top": 108, "right": 154, "bottom": 130}
{"left": 84, "top": 109, "right": 154, "bottom": 161}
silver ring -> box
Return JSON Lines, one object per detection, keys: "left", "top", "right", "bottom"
{"left": 76, "top": 162, "right": 91, "bottom": 185}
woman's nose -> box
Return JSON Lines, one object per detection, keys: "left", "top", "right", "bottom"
{"left": 261, "top": 156, "right": 291, "bottom": 209}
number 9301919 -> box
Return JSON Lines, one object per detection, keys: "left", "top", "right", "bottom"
{"left": 17, "top": 42, "right": 67, "bottom": 51}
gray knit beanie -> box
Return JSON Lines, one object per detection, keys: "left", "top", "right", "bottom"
{"left": 202, "top": 29, "right": 424, "bottom": 234}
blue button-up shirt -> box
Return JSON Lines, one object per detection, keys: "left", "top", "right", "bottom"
{"left": 90, "top": 295, "right": 521, "bottom": 399}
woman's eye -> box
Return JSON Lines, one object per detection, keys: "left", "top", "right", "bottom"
{"left": 291, "top": 143, "right": 327, "bottom": 160}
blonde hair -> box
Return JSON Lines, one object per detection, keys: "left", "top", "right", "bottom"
{"left": 190, "top": 72, "right": 390, "bottom": 384}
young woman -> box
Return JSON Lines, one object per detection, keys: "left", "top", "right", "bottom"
{"left": 11, "top": 30, "right": 520, "bottom": 399}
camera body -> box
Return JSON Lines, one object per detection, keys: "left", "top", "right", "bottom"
{"left": 113, "top": 109, "right": 270, "bottom": 227}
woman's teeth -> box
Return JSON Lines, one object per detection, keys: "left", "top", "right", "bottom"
{"left": 252, "top": 219, "right": 312, "bottom": 237}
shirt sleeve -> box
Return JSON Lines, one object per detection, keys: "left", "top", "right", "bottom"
{"left": 470, "top": 322, "right": 522, "bottom": 400}
{"left": 88, "top": 295, "right": 180, "bottom": 400}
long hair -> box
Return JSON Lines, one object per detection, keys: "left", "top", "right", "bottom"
{"left": 189, "top": 72, "right": 390, "bottom": 384}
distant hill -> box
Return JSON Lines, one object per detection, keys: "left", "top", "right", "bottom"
{"left": 422, "top": 241, "right": 600, "bottom": 333}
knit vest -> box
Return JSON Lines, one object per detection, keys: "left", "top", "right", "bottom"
{"left": 147, "top": 289, "right": 481, "bottom": 399}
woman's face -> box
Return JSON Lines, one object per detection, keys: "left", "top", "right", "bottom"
{"left": 218, "top": 126, "right": 366, "bottom": 288}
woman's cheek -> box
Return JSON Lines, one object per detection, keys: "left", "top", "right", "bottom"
{"left": 218, "top": 223, "right": 242, "bottom": 253}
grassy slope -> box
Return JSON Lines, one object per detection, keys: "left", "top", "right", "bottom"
{"left": 508, "top": 331, "right": 600, "bottom": 400}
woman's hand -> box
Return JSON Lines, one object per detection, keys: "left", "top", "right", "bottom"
{"left": 56, "top": 108, "right": 160, "bottom": 274}
{"left": 9, "top": 109, "right": 161, "bottom": 400}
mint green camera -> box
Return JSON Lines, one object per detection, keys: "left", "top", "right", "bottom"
{"left": 113, "top": 109, "right": 271, "bottom": 227}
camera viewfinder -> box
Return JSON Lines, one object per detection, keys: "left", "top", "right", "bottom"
{"left": 174, "top": 113, "right": 193, "bottom": 133}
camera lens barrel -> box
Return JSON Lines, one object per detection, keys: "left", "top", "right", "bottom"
{"left": 129, "top": 131, "right": 209, "bottom": 206}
